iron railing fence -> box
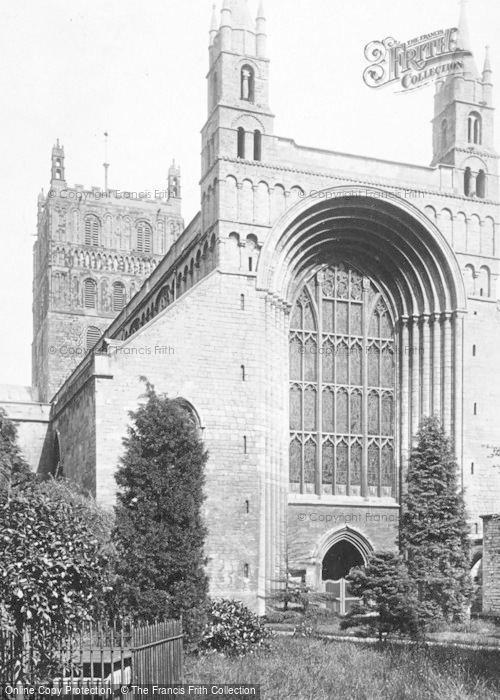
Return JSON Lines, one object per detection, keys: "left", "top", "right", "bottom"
{"left": 0, "top": 617, "right": 183, "bottom": 695}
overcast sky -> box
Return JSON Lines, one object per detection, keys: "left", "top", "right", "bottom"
{"left": 1, "top": 0, "right": 499, "bottom": 389}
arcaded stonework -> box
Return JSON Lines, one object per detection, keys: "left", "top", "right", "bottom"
{"left": 2, "top": 1, "right": 500, "bottom": 613}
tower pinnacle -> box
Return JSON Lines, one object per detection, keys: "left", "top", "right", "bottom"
{"left": 457, "top": 0, "right": 480, "bottom": 78}
{"left": 256, "top": 0, "right": 267, "bottom": 57}
{"left": 210, "top": 3, "right": 218, "bottom": 46}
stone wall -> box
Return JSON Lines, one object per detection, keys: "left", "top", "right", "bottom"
{"left": 0, "top": 398, "right": 52, "bottom": 475}
{"left": 481, "top": 514, "right": 500, "bottom": 614}
{"left": 51, "top": 360, "right": 97, "bottom": 494}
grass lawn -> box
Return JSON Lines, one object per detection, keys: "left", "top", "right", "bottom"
{"left": 185, "top": 636, "right": 500, "bottom": 700}
{"left": 266, "top": 612, "right": 500, "bottom": 647}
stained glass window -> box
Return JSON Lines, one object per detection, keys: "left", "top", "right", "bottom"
{"left": 368, "top": 445, "right": 380, "bottom": 487}
{"left": 368, "top": 393, "right": 379, "bottom": 435}
{"left": 322, "top": 388, "right": 335, "bottom": 433}
{"left": 382, "top": 444, "right": 393, "bottom": 487}
{"left": 290, "top": 385, "right": 302, "bottom": 431}
{"left": 289, "top": 263, "right": 395, "bottom": 497}
{"left": 337, "top": 442, "right": 348, "bottom": 486}
{"left": 304, "top": 386, "right": 317, "bottom": 431}
{"left": 323, "top": 441, "right": 334, "bottom": 484}
{"left": 351, "top": 442, "right": 362, "bottom": 486}
{"left": 304, "top": 439, "right": 316, "bottom": 484}
{"left": 290, "top": 439, "right": 301, "bottom": 484}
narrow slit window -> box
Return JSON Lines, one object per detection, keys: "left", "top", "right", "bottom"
{"left": 254, "top": 130, "right": 262, "bottom": 161}
{"left": 237, "top": 128, "right": 245, "bottom": 158}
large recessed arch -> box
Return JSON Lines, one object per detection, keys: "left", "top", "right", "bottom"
{"left": 259, "top": 186, "right": 467, "bottom": 516}
{"left": 257, "top": 186, "right": 466, "bottom": 317}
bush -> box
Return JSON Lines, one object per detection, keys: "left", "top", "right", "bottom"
{"left": 0, "top": 487, "right": 110, "bottom": 683}
{"left": 342, "top": 552, "right": 421, "bottom": 640}
{"left": 200, "top": 599, "right": 270, "bottom": 657}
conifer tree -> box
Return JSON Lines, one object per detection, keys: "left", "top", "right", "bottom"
{"left": 400, "top": 416, "right": 473, "bottom": 623}
{"left": 112, "top": 379, "right": 209, "bottom": 644}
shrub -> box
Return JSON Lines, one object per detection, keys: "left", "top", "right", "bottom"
{"left": 342, "top": 552, "right": 420, "bottom": 640}
{"left": 0, "top": 487, "right": 110, "bottom": 683}
{"left": 201, "top": 599, "right": 270, "bottom": 657}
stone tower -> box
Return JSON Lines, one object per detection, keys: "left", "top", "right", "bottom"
{"left": 32, "top": 144, "right": 184, "bottom": 402}
{"left": 431, "top": 3, "right": 497, "bottom": 201}
{"left": 201, "top": 0, "right": 275, "bottom": 267}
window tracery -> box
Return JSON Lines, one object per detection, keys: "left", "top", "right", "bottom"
{"left": 289, "top": 263, "right": 396, "bottom": 498}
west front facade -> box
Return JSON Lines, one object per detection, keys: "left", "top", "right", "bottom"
{"left": 2, "top": 0, "right": 500, "bottom": 614}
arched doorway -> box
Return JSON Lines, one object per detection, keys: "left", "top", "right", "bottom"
{"left": 322, "top": 540, "right": 364, "bottom": 615}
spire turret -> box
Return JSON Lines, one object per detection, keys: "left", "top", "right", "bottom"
{"left": 50, "top": 140, "right": 66, "bottom": 188}
{"left": 457, "top": 0, "right": 480, "bottom": 79}
{"left": 220, "top": 0, "right": 232, "bottom": 51}
{"left": 168, "top": 160, "right": 181, "bottom": 200}
{"left": 483, "top": 46, "right": 493, "bottom": 105}
{"left": 256, "top": 0, "right": 267, "bottom": 58}
{"left": 210, "top": 3, "right": 218, "bottom": 46}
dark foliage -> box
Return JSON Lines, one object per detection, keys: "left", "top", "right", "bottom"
{"left": 111, "top": 379, "right": 209, "bottom": 646}
{"left": 400, "top": 416, "right": 473, "bottom": 624}
{"left": 200, "top": 599, "right": 270, "bottom": 656}
{"left": 0, "top": 486, "right": 109, "bottom": 683}
{"left": 342, "top": 551, "right": 420, "bottom": 640}
{"left": 0, "top": 407, "right": 34, "bottom": 498}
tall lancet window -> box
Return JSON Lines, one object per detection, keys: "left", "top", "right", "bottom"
{"left": 289, "top": 264, "right": 396, "bottom": 498}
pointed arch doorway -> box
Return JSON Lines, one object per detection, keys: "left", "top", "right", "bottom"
{"left": 321, "top": 538, "right": 365, "bottom": 615}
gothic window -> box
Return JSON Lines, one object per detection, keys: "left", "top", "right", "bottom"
{"left": 84, "top": 278, "right": 97, "bottom": 308}
{"left": 289, "top": 264, "right": 396, "bottom": 498}
{"left": 86, "top": 326, "right": 101, "bottom": 350}
{"left": 237, "top": 127, "right": 245, "bottom": 158}
{"left": 84, "top": 215, "right": 100, "bottom": 246}
{"left": 136, "top": 221, "right": 152, "bottom": 253}
{"left": 468, "top": 112, "right": 482, "bottom": 145}
{"left": 241, "top": 65, "right": 255, "bottom": 101}
{"left": 113, "top": 282, "right": 126, "bottom": 312}
{"left": 254, "top": 130, "right": 262, "bottom": 161}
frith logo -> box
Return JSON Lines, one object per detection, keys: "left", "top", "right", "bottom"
{"left": 363, "top": 27, "right": 471, "bottom": 91}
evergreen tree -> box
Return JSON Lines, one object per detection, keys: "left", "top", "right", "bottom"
{"left": 400, "top": 416, "right": 473, "bottom": 623}
{"left": 343, "top": 552, "right": 420, "bottom": 640}
{"left": 112, "top": 379, "right": 209, "bottom": 645}
{"left": 0, "top": 407, "right": 33, "bottom": 499}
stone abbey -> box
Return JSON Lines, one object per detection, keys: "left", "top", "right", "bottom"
{"left": 2, "top": 0, "right": 500, "bottom": 613}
